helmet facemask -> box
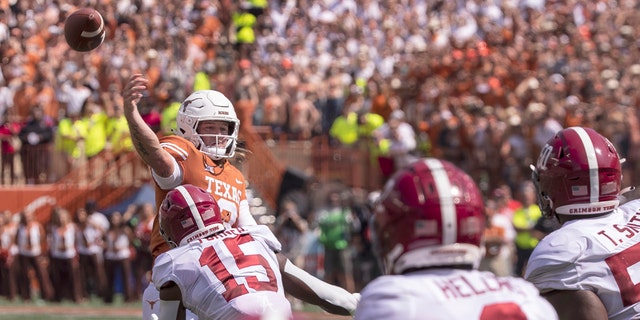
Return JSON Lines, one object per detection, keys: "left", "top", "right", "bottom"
{"left": 192, "top": 121, "right": 238, "bottom": 160}
{"left": 530, "top": 164, "right": 554, "bottom": 218}
{"left": 159, "top": 226, "right": 178, "bottom": 249}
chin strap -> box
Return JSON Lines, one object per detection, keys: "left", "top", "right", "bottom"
{"left": 530, "top": 164, "right": 553, "bottom": 217}
{"left": 621, "top": 186, "right": 635, "bottom": 195}
{"left": 619, "top": 186, "right": 636, "bottom": 205}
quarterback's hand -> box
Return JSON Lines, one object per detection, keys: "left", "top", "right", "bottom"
{"left": 122, "top": 73, "right": 149, "bottom": 114}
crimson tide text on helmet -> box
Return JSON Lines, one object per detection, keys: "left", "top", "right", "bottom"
{"left": 176, "top": 90, "right": 240, "bottom": 160}
{"left": 531, "top": 126, "right": 623, "bottom": 217}
{"left": 159, "top": 184, "right": 225, "bottom": 247}
{"left": 372, "top": 158, "right": 485, "bottom": 275}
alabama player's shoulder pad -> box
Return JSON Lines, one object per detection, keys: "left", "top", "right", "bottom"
{"left": 525, "top": 229, "right": 587, "bottom": 282}
{"left": 245, "top": 225, "right": 283, "bottom": 252}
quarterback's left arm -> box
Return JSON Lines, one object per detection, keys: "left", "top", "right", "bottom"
{"left": 276, "top": 253, "right": 359, "bottom": 316}
{"left": 542, "top": 289, "right": 607, "bottom": 320}
{"left": 157, "top": 281, "right": 186, "bottom": 320}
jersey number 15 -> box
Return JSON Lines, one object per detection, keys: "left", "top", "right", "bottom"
{"left": 199, "top": 234, "right": 279, "bottom": 302}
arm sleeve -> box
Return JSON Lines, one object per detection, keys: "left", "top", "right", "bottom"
{"left": 152, "top": 156, "right": 183, "bottom": 190}
{"left": 236, "top": 199, "right": 257, "bottom": 226}
{"left": 525, "top": 234, "right": 584, "bottom": 293}
{"left": 157, "top": 299, "right": 181, "bottom": 320}
{"left": 281, "top": 258, "right": 359, "bottom": 315}
{"left": 152, "top": 253, "right": 180, "bottom": 291}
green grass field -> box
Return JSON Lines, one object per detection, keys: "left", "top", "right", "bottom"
{"left": 0, "top": 313, "right": 138, "bottom": 320}
{"left": 0, "top": 295, "right": 349, "bottom": 320}
{"left": 0, "top": 295, "right": 140, "bottom": 320}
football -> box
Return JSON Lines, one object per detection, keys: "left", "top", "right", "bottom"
{"left": 64, "top": 8, "right": 106, "bottom": 52}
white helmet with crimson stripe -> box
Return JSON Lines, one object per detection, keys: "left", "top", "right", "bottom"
{"left": 531, "top": 126, "right": 624, "bottom": 217}
{"left": 159, "top": 184, "right": 225, "bottom": 247}
{"left": 371, "top": 158, "right": 485, "bottom": 275}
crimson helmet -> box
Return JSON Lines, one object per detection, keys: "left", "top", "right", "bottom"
{"left": 176, "top": 90, "right": 239, "bottom": 160}
{"left": 372, "top": 158, "right": 485, "bottom": 275}
{"left": 159, "top": 184, "right": 225, "bottom": 247}
{"left": 531, "top": 126, "right": 623, "bottom": 217}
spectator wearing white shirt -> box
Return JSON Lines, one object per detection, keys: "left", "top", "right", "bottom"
{"left": 86, "top": 200, "right": 110, "bottom": 235}
{"left": 374, "top": 109, "right": 417, "bottom": 177}
{"left": 49, "top": 208, "right": 82, "bottom": 303}
{"left": 16, "top": 210, "right": 54, "bottom": 301}
{"left": 103, "top": 211, "right": 135, "bottom": 303}
{"left": 75, "top": 206, "right": 107, "bottom": 301}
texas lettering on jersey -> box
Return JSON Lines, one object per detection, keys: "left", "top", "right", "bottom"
{"left": 204, "top": 175, "right": 243, "bottom": 215}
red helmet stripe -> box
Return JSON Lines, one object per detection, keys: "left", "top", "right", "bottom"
{"left": 424, "top": 158, "right": 457, "bottom": 245}
{"left": 176, "top": 185, "right": 206, "bottom": 229}
{"left": 570, "top": 127, "right": 600, "bottom": 203}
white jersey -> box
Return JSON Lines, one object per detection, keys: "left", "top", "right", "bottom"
{"left": 525, "top": 199, "right": 640, "bottom": 320}
{"left": 153, "top": 225, "right": 292, "bottom": 320}
{"left": 355, "top": 269, "right": 557, "bottom": 320}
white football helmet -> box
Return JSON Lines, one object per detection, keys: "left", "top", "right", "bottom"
{"left": 176, "top": 90, "right": 240, "bottom": 160}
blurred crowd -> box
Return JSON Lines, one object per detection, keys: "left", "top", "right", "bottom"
{"left": 0, "top": 200, "right": 154, "bottom": 303}
{"left": 0, "top": 0, "right": 640, "bottom": 192}
{"left": 2, "top": 0, "right": 640, "bottom": 192}
{"left": 3, "top": 0, "right": 640, "bottom": 303}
